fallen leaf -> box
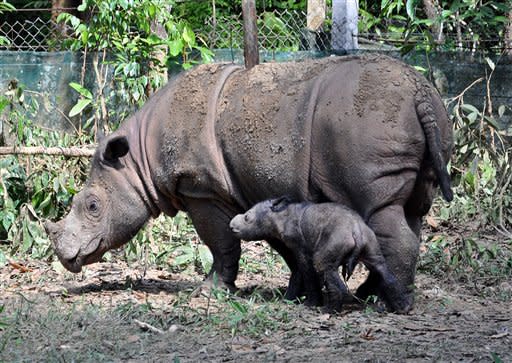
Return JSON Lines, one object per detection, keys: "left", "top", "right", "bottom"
{"left": 133, "top": 291, "right": 147, "bottom": 300}
{"left": 127, "top": 335, "right": 140, "bottom": 343}
{"left": 52, "top": 261, "right": 67, "bottom": 274}
{"left": 426, "top": 215, "right": 439, "bottom": 229}
{"left": 8, "top": 260, "right": 32, "bottom": 273}
{"left": 360, "top": 328, "right": 376, "bottom": 341}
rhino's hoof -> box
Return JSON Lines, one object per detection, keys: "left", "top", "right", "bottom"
{"left": 191, "top": 278, "right": 237, "bottom": 298}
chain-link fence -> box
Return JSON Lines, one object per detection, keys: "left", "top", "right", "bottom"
{"left": 0, "top": 9, "right": 73, "bottom": 51}
{"left": 0, "top": 8, "right": 337, "bottom": 53}
{"left": 1, "top": 7, "right": 509, "bottom": 53}
{"left": 203, "top": 9, "right": 332, "bottom": 52}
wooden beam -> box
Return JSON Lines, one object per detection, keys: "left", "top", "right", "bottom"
{"left": 242, "top": 0, "right": 259, "bottom": 70}
{"left": 0, "top": 146, "right": 95, "bottom": 157}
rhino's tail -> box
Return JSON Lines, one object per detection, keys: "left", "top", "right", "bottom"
{"left": 415, "top": 88, "right": 454, "bottom": 202}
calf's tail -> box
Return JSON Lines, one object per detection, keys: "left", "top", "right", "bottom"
{"left": 415, "top": 88, "right": 454, "bottom": 202}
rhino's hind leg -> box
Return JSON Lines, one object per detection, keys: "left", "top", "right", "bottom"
{"left": 359, "top": 204, "right": 418, "bottom": 306}
{"left": 361, "top": 228, "right": 413, "bottom": 313}
{"left": 186, "top": 199, "right": 241, "bottom": 292}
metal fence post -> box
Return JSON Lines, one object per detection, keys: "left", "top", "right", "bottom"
{"left": 331, "top": 0, "right": 359, "bottom": 52}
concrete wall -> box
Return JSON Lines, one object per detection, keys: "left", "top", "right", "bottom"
{"left": 0, "top": 51, "right": 82, "bottom": 132}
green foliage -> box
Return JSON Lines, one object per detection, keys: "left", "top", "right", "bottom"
{"left": 175, "top": 0, "right": 307, "bottom": 31}
{"left": 119, "top": 213, "right": 212, "bottom": 276}
{"left": 206, "top": 286, "right": 291, "bottom": 338}
{"left": 437, "top": 59, "right": 512, "bottom": 230}
{"left": 57, "top": 0, "right": 213, "bottom": 127}
{"left": 359, "top": 0, "right": 511, "bottom": 53}
{"left": 0, "top": 85, "right": 90, "bottom": 258}
{"left": 419, "top": 58, "right": 512, "bottom": 285}
{"left": 419, "top": 234, "right": 512, "bottom": 285}
{"left": 0, "top": 1, "right": 14, "bottom": 46}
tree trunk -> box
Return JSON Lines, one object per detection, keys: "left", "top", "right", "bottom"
{"left": 505, "top": 8, "right": 512, "bottom": 57}
{"left": 422, "top": 0, "right": 444, "bottom": 44}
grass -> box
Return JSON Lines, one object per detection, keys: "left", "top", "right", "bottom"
{"left": 0, "top": 283, "right": 296, "bottom": 362}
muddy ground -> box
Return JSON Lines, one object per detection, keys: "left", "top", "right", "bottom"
{"left": 1, "top": 239, "right": 511, "bottom": 362}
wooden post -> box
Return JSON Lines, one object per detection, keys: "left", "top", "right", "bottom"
{"left": 307, "top": 0, "right": 326, "bottom": 31}
{"left": 242, "top": 0, "right": 259, "bottom": 70}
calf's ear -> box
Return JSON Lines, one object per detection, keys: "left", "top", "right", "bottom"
{"left": 103, "top": 136, "right": 130, "bottom": 163}
{"left": 270, "top": 196, "right": 292, "bottom": 212}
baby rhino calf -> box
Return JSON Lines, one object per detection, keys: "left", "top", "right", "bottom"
{"left": 230, "top": 197, "right": 412, "bottom": 313}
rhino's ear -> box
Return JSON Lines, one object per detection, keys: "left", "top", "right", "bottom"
{"left": 103, "top": 136, "right": 129, "bottom": 163}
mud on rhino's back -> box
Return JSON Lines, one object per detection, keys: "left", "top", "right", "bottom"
{"left": 218, "top": 56, "right": 425, "bottom": 207}
{"left": 162, "top": 55, "right": 428, "bottom": 211}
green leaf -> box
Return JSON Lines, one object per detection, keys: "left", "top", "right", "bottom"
{"left": 229, "top": 300, "right": 248, "bottom": 315}
{"left": 485, "top": 57, "right": 495, "bottom": 71}
{"left": 173, "top": 253, "right": 194, "bottom": 266}
{"left": 168, "top": 39, "right": 184, "bottom": 57}
{"left": 69, "top": 99, "right": 92, "bottom": 117}
{"left": 198, "top": 245, "right": 213, "bottom": 273}
{"left": 0, "top": 97, "right": 9, "bottom": 113}
{"left": 406, "top": 0, "right": 417, "bottom": 20}
{"left": 461, "top": 104, "right": 480, "bottom": 115}
{"left": 484, "top": 116, "right": 499, "bottom": 129}
{"left": 498, "top": 105, "right": 506, "bottom": 118}
{"left": 467, "top": 112, "right": 478, "bottom": 124}
{"left": 77, "top": 1, "right": 87, "bottom": 12}
{"left": 69, "top": 82, "right": 92, "bottom": 99}
{"left": 182, "top": 26, "right": 195, "bottom": 45}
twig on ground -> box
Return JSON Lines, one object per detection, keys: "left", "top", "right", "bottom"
{"left": 133, "top": 319, "right": 165, "bottom": 334}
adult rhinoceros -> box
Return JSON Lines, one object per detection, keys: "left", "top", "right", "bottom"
{"left": 46, "top": 54, "right": 453, "bottom": 309}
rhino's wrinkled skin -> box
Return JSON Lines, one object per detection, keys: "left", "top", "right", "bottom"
{"left": 46, "top": 54, "right": 453, "bottom": 305}
{"left": 230, "top": 197, "right": 412, "bottom": 313}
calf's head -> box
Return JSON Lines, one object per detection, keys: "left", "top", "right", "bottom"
{"left": 45, "top": 135, "right": 153, "bottom": 272}
{"left": 229, "top": 197, "right": 293, "bottom": 241}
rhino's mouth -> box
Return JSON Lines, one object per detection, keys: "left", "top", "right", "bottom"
{"left": 60, "top": 237, "right": 106, "bottom": 273}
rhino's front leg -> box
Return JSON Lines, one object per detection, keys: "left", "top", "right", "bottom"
{"left": 186, "top": 199, "right": 241, "bottom": 291}
{"left": 359, "top": 204, "right": 418, "bottom": 306}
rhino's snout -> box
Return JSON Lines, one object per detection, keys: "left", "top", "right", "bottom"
{"left": 44, "top": 219, "right": 84, "bottom": 273}
{"left": 229, "top": 215, "right": 243, "bottom": 236}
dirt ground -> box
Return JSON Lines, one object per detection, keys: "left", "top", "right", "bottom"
{"left": 0, "top": 241, "right": 511, "bottom": 363}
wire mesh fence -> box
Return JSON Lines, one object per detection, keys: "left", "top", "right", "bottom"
{"left": 203, "top": 9, "right": 331, "bottom": 52}
{"left": 0, "top": 8, "right": 510, "bottom": 53}
{"left": 0, "top": 8, "right": 335, "bottom": 52}
{"left": 0, "top": 9, "right": 74, "bottom": 51}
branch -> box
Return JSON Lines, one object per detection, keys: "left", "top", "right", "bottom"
{"left": 0, "top": 146, "right": 95, "bottom": 157}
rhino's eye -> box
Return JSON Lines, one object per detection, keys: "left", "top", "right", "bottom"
{"left": 89, "top": 201, "right": 98, "bottom": 212}
{"left": 85, "top": 196, "right": 101, "bottom": 216}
